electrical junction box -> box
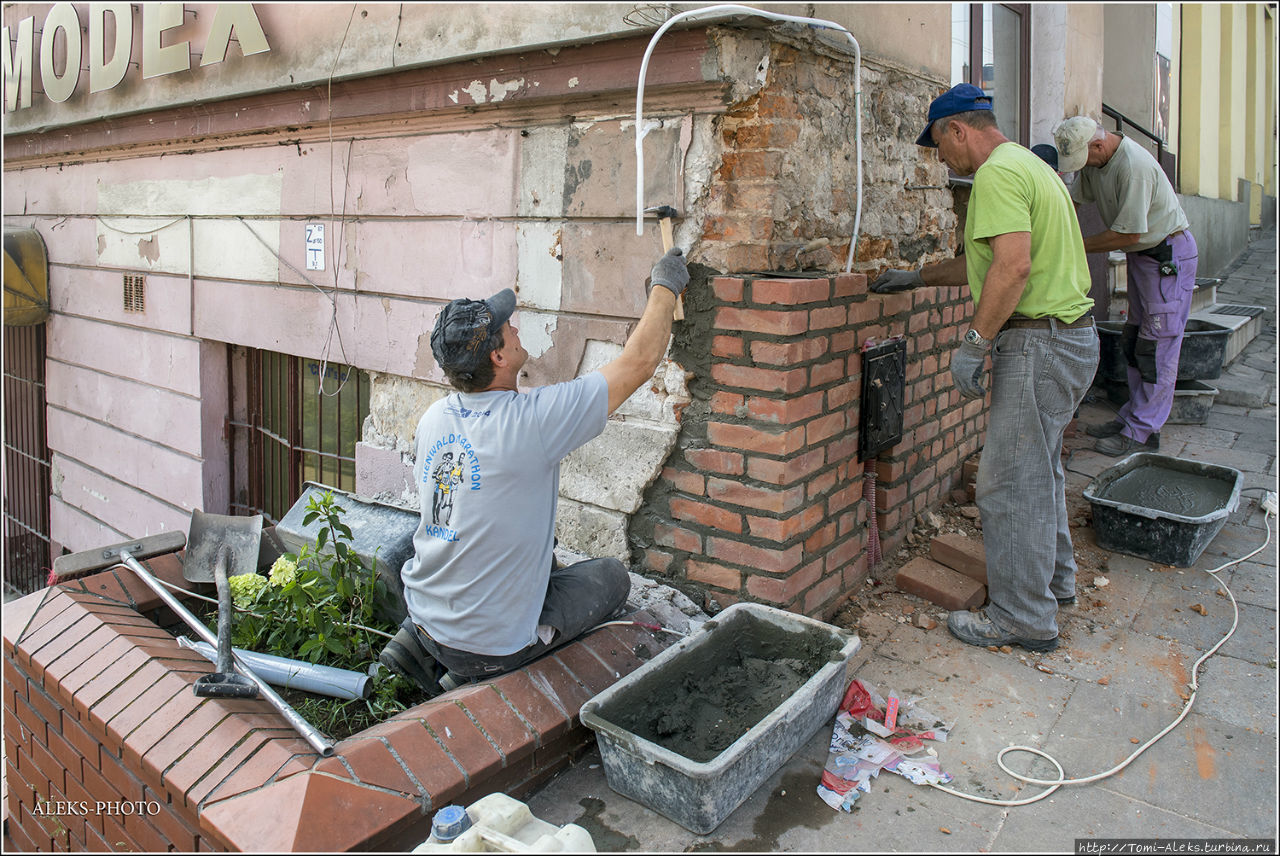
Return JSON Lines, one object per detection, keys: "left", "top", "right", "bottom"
{"left": 858, "top": 338, "right": 907, "bottom": 460}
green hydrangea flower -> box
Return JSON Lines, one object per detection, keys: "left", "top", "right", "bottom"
{"left": 268, "top": 556, "right": 297, "bottom": 588}
{"left": 227, "top": 572, "right": 268, "bottom": 609}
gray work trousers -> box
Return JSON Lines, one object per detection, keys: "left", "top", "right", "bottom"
{"left": 415, "top": 557, "right": 631, "bottom": 679}
{"left": 977, "top": 320, "right": 1099, "bottom": 640}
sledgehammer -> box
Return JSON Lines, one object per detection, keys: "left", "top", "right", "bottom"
{"left": 645, "top": 204, "right": 684, "bottom": 321}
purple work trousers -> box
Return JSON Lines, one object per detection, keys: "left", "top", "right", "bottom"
{"left": 1117, "top": 230, "right": 1199, "bottom": 442}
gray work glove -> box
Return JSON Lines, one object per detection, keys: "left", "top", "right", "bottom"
{"left": 870, "top": 268, "right": 925, "bottom": 294}
{"left": 648, "top": 248, "right": 690, "bottom": 297}
{"left": 950, "top": 339, "right": 989, "bottom": 399}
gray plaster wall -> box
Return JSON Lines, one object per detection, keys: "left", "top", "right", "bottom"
{"left": 1180, "top": 192, "right": 1252, "bottom": 278}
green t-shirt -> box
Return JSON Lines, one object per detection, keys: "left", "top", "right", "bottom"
{"left": 964, "top": 143, "right": 1093, "bottom": 322}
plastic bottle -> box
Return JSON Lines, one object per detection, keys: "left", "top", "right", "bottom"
{"left": 414, "top": 794, "right": 595, "bottom": 853}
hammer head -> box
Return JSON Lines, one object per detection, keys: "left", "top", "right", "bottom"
{"left": 644, "top": 205, "right": 679, "bottom": 221}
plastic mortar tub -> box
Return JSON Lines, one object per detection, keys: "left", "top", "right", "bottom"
{"left": 579, "top": 603, "right": 860, "bottom": 834}
{"left": 1083, "top": 452, "right": 1242, "bottom": 567}
{"left": 1096, "top": 319, "right": 1231, "bottom": 382}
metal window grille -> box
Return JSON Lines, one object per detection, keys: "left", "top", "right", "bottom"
{"left": 231, "top": 348, "right": 370, "bottom": 525}
{"left": 123, "top": 274, "right": 146, "bottom": 312}
{"left": 3, "top": 324, "right": 52, "bottom": 595}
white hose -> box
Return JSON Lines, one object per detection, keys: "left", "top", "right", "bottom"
{"left": 635, "top": 4, "right": 863, "bottom": 272}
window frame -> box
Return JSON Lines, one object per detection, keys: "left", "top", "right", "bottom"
{"left": 960, "top": 3, "right": 1032, "bottom": 147}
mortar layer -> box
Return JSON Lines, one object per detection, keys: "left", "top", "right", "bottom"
{"left": 601, "top": 614, "right": 841, "bottom": 763}
{"left": 1099, "top": 464, "right": 1235, "bottom": 518}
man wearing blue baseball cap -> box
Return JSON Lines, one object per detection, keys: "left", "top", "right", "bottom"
{"left": 381, "top": 248, "right": 689, "bottom": 694}
{"left": 871, "top": 83, "right": 1098, "bottom": 653}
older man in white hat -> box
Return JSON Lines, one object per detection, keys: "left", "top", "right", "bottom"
{"left": 1054, "top": 116, "right": 1198, "bottom": 457}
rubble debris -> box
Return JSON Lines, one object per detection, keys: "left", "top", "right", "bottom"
{"left": 1093, "top": 576, "right": 1110, "bottom": 588}
{"left": 1191, "top": 603, "right": 1208, "bottom": 616}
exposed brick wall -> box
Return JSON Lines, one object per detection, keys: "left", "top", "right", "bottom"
{"left": 3, "top": 559, "right": 673, "bottom": 851}
{"left": 633, "top": 274, "right": 986, "bottom": 618}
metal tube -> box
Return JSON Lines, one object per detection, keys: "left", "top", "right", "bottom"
{"left": 114, "top": 550, "right": 335, "bottom": 757}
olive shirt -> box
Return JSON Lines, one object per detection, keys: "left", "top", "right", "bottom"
{"left": 964, "top": 142, "right": 1094, "bottom": 323}
{"left": 1068, "top": 136, "right": 1189, "bottom": 253}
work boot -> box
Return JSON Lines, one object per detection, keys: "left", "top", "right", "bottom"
{"left": 1086, "top": 419, "right": 1125, "bottom": 438}
{"left": 1094, "top": 432, "right": 1160, "bottom": 457}
{"left": 378, "top": 621, "right": 445, "bottom": 696}
{"left": 946, "top": 609, "right": 1058, "bottom": 652}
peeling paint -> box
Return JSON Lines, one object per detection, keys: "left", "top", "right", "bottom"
{"left": 97, "top": 235, "right": 106, "bottom": 256}
{"left": 516, "top": 309, "right": 558, "bottom": 359}
{"left": 83, "top": 486, "right": 109, "bottom": 503}
{"left": 488, "top": 77, "right": 525, "bottom": 102}
{"left": 462, "top": 80, "right": 487, "bottom": 103}
{"left": 447, "top": 90, "right": 459, "bottom": 104}
{"left": 137, "top": 235, "right": 160, "bottom": 263}
{"left": 756, "top": 52, "right": 770, "bottom": 84}
{"left": 568, "top": 76, "right": 579, "bottom": 88}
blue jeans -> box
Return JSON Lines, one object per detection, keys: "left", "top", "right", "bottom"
{"left": 977, "top": 320, "right": 1099, "bottom": 640}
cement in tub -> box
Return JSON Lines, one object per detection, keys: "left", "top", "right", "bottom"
{"left": 1083, "top": 452, "right": 1242, "bottom": 567}
{"left": 579, "top": 602, "right": 860, "bottom": 835}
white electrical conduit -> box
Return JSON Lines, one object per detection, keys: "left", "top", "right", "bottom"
{"left": 177, "top": 637, "right": 372, "bottom": 701}
{"left": 931, "top": 505, "right": 1276, "bottom": 807}
{"left": 635, "top": 4, "right": 863, "bottom": 272}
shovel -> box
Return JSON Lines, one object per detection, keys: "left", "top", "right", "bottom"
{"left": 185, "top": 511, "right": 263, "bottom": 699}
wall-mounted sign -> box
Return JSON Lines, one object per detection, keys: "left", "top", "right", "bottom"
{"left": 3, "top": 3, "right": 271, "bottom": 113}
{"left": 305, "top": 224, "right": 325, "bottom": 272}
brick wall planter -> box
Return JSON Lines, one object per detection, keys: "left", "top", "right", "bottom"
{"left": 635, "top": 274, "right": 987, "bottom": 618}
{"left": 3, "top": 555, "right": 671, "bottom": 851}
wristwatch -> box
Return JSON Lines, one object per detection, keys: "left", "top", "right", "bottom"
{"left": 963, "top": 328, "right": 993, "bottom": 349}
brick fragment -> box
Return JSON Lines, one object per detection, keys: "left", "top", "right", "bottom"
{"left": 930, "top": 533, "right": 987, "bottom": 584}
{"left": 895, "top": 557, "right": 986, "bottom": 611}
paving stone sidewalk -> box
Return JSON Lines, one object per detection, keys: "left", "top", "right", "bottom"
{"left": 524, "top": 228, "right": 1278, "bottom": 851}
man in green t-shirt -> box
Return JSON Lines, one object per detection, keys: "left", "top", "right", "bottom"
{"left": 871, "top": 84, "right": 1099, "bottom": 653}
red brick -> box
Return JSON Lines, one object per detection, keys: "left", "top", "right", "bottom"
{"left": 810, "top": 357, "right": 847, "bottom": 388}
{"left": 720, "top": 244, "right": 769, "bottom": 274}
{"left": 711, "top": 363, "right": 807, "bottom": 394}
{"left": 30, "top": 733, "right": 67, "bottom": 794}
{"left": 121, "top": 807, "right": 172, "bottom": 854}
{"left": 75, "top": 749, "right": 123, "bottom": 815}
{"left": 805, "top": 521, "right": 838, "bottom": 554}
{"left": 686, "top": 561, "right": 741, "bottom": 590}
{"left": 141, "top": 788, "right": 200, "bottom": 853}
{"left": 749, "top": 337, "right": 830, "bottom": 366}
{"left": 521, "top": 657, "right": 592, "bottom": 718}
{"left": 582, "top": 626, "right": 660, "bottom": 680}
{"left": 662, "top": 466, "right": 706, "bottom": 497}
{"left": 71, "top": 647, "right": 153, "bottom": 723}
{"left": 831, "top": 329, "right": 859, "bottom": 353}
{"left": 175, "top": 729, "right": 289, "bottom": 811}
{"left": 825, "top": 534, "right": 863, "bottom": 574}
{"left": 99, "top": 809, "right": 142, "bottom": 852}
{"left": 707, "top": 477, "right": 805, "bottom": 515}
{"left": 714, "top": 306, "right": 809, "bottom": 336}
{"left": 449, "top": 685, "right": 537, "bottom": 764}
{"left": 751, "top": 277, "right": 830, "bottom": 305}
{"left": 807, "top": 470, "right": 837, "bottom": 500}
{"left": 642, "top": 549, "right": 674, "bottom": 574}
{"left": 711, "top": 335, "right": 745, "bottom": 358}
{"left": 98, "top": 748, "right": 146, "bottom": 804}
{"left": 726, "top": 121, "right": 800, "bottom": 149}
{"left": 95, "top": 667, "right": 187, "bottom": 751}
{"left": 13, "top": 692, "right": 47, "bottom": 745}
{"left": 745, "top": 447, "right": 826, "bottom": 486}
{"left": 320, "top": 736, "right": 417, "bottom": 795}
{"left": 200, "top": 736, "right": 313, "bottom": 808}
{"left": 809, "top": 305, "right": 847, "bottom": 330}
{"left": 653, "top": 523, "right": 702, "bottom": 553}
{"left": 489, "top": 670, "right": 572, "bottom": 747}
{"left": 707, "top": 422, "right": 805, "bottom": 456}
{"left": 746, "top": 513, "right": 812, "bottom": 543}
{"left": 710, "top": 390, "right": 745, "bottom": 416}
{"left": 826, "top": 380, "right": 858, "bottom": 410}
{"left": 718, "top": 149, "right": 783, "bottom": 180}
{"left": 930, "top": 534, "right": 987, "bottom": 583}
{"left": 744, "top": 558, "right": 822, "bottom": 604}
{"left": 670, "top": 497, "right": 743, "bottom": 533}
{"left": 873, "top": 291, "right": 914, "bottom": 316}
{"left": 744, "top": 390, "right": 824, "bottom": 425}
{"left": 833, "top": 273, "right": 866, "bottom": 297}
{"left": 711, "top": 277, "right": 744, "bottom": 302}
{"left": 806, "top": 411, "right": 847, "bottom": 446}
{"left": 895, "top": 557, "right": 986, "bottom": 611}
{"left": 684, "top": 447, "right": 744, "bottom": 476}
{"left": 804, "top": 572, "right": 845, "bottom": 614}
{"left": 707, "top": 537, "right": 802, "bottom": 573}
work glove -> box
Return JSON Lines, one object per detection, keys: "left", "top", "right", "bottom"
{"left": 869, "top": 268, "right": 924, "bottom": 294}
{"left": 648, "top": 247, "right": 690, "bottom": 297}
{"left": 950, "top": 339, "right": 989, "bottom": 399}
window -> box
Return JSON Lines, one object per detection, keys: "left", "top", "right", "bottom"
{"left": 951, "top": 3, "right": 1031, "bottom": 146}
{"left": 230, "top": 348, "right": 370, "bottom": 524}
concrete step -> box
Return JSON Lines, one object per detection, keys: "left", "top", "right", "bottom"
{"left": 1191, "top": 278, "right": 1220, "bottom": 313}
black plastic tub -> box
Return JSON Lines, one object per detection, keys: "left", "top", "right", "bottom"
{"left": 1098, "top": 378, "right": 1219, "bottom": 424}
{"left": 1083, "top": 453, "right": 1242, "bottom": 567}
{"left": 1096, "top": 319, "right": 1230, "bottom": 382}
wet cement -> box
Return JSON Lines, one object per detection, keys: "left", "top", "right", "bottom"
{"left": 600, "top": 614, "right": 842, "bottom": 763}
{"left": 1098, "top": 463, "right": 1235, "bottom": 518}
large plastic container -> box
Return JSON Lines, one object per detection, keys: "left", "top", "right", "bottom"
{"left": 579, "top": 603, "right": 860, "bottom": 834}
{"left": 1083, "top": 452, "right": 1242, "bottom": 566}
{"left": 412, "top": 793, "right": 594, "bottom": 853}
{"left": 1096, "top": 319, "right": 1231, "bottom": 382}
{"left": 1098, "top": 378, "right": 1219, "bottom": 424}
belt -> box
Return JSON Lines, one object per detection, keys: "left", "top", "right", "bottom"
{"left": 1000, "top": 315, "right": 1095, "bottom": 332}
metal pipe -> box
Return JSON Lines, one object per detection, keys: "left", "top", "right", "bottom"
{"left": 112, "top": 550, "right": 335, "bottom": 757}
{"left": 635, "top": 4, "right": 863, "bottom": 272}
{"left": 177, "top": 637, "right": 372, "bottom": 700}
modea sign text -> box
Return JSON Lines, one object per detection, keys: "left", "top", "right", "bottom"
{"left": 3, "top": 3, "right": 270, "bottom": 112}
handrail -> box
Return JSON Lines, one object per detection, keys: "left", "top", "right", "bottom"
{"left": 1101, "top": 102, "right": 1177, "bottom": 190}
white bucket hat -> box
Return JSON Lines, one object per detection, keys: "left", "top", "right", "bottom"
{"left": 1053, "top": 116, "right": 1100, "bottom": 173}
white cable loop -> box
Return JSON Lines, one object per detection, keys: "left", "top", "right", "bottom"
{"left": 932, "top": 507, "right": 1273, "bottom": 806}
{"left": 634, "top": 4, "right": 863, "bottom": 272}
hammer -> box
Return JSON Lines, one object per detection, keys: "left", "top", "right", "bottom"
{"left": 645, "top": 205, "right": 684, "bottom": 320}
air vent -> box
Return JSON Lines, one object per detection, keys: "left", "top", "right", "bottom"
{"left": 123, "top": 274, "right": 146, "bottom": 312}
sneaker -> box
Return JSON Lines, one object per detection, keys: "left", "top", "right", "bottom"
{"left": 946, "top": 609, "right": 1058, "bottom": 652}
{"left": 1085, "top": 419, "right": 1124, "bottom": 438}
{"left": 1056, "top": 596, "right": 1076, "bottom": 606}
{"left": 1094, "top": 432, "right": 1159, "bottom": 457}
{"left": 378, "top": 625, "right": 444, "bottom": 696}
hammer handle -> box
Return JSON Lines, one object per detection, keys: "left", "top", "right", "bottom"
{"left": 658, "top": 218, "right": 684, "bottom": 321}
